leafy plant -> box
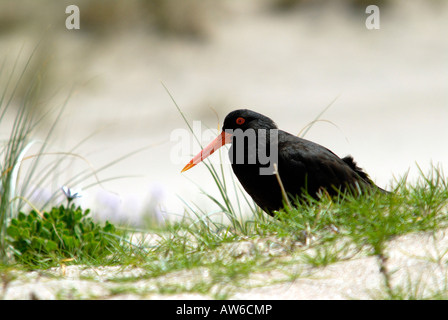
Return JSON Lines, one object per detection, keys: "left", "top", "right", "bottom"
{"left": 0, "top": 48, "right": 150, "bottom": 264}
{"left": 7, "top": 204, "right": 119, "bottom": 267}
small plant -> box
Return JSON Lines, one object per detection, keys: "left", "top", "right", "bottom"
{"left": 6, "top": 201, "right": 119, "bottom": 267}
{"left": 0, "top": 49, "right": 145, "bottom": 265}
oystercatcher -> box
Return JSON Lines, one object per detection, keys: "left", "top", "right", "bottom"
{"left": 182, "top": 109, "right": 385, "bottom": 215}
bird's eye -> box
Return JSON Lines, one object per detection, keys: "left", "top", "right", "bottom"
{"left": 236, "top": 117, "right": 245, "bottom": 125}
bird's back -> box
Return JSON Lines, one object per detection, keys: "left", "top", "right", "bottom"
{"left": 231, "top": 129, "right": 380, "bottom": 213}
{"left": 277, "top": 131, "right": 374, "bottom": 198}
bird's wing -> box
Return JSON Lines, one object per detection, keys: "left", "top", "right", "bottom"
{"left": 276, "top": 131, "right": 372, "bottom": 193}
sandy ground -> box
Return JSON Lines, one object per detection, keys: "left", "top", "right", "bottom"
{"left": 3, "top": 228, "right": 448, "bottom": 300}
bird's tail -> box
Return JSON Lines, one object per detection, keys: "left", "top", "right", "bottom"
{"left": 342, "top": 155, "right": 389, "bottom": 194}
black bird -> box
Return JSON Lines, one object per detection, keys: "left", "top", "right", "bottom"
{"left": 182, "top": 109, "right": 385, "bottom": 215}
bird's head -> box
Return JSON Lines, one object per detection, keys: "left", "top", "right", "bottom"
{"left": 222, "top": 109, "right": 277, "bottom": 132}
{"left": 181, "top": 109, "right": 277, "bottom": 172}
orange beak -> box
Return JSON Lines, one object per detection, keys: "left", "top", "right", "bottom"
{"left": 181, "top": 131, "right": 232, "bottom": 173}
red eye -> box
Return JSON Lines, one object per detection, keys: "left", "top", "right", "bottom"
{"left": 236, "top": 117, "right": 245, "bottom": 125}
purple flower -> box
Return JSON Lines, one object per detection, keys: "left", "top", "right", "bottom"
{"left": 61, "top": 186, "right": 82, "bottom": 203}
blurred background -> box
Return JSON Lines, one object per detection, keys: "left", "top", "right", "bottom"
{"left": 1, "top": 0, "right": 447, "bottom": 225}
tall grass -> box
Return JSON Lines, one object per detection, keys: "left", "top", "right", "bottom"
{"left": 164, "top": 84, "right": 269, "bottom": 236}
{"left": 0, "top": 49, "right": 52, "bottom": 262}
{"left": 0, "top": 50, "right": 100, "bottom": 263}
{"left": 0, "top": 50, "right": 158, "bottom": 265}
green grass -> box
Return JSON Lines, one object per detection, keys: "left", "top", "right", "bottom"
{"left": 61, "top": 164, "right": 445, "bottom": 300}
{"left": 3, "top": 162, "right": 448, "bottom": 300}
{"left": 137, "top": 164, "right": 447, "bottom": 299}
{"left": 0, "top": 48, "right": 53, "bottom": 262}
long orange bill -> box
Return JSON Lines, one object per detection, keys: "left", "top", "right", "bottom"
{"left": 181, "top": 131, "right": 232, "bottom": 173}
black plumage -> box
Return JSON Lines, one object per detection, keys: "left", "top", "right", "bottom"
{"left": 183, "top": 109, "right": 385, "bottom": 215}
